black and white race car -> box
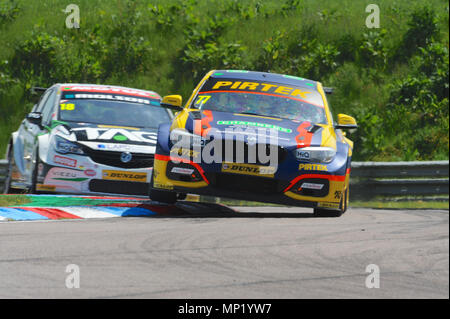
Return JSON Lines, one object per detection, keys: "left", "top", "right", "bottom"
{"left": 3, "top": 84, "right": 173, "bottom": 196}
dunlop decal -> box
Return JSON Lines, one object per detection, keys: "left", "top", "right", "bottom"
{"left": 221, "top": 162, "right": 276, "bottom": 177}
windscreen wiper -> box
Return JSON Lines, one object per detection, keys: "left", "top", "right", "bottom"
{"left": 237, "top": 112, "right": 263, "bottom": 116}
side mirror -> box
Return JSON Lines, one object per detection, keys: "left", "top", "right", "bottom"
{"left": 27, "top": 112, "right": 43, "bottom": 126}
{"left": 335, "top": 114, "right": 357, "bottom": 129}
{"left": 323, "top": 87, "right": 334, "bottom": 95}
{"left": 161, "top": 95, "right": 183, "bottom": 110}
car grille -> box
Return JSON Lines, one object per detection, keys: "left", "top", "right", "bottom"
{"left": 214, "top": 173, "right": 280, "bottom": 194}
{"left": 83, "top": 149, "right": 154, "bottom": 168}
{"left": 89, "top": 179, "right": 148, "bottom": 196}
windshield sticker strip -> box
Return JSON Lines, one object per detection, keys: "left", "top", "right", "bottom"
{"left": 217, "top": 120, "right": 292, "bottom": 133}
{"left": 199, "top": 90, "right": 324, "bottom": 108}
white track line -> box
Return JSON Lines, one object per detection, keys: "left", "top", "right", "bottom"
{"left": 61, "top": 207, "right": 119, "bottom": 219}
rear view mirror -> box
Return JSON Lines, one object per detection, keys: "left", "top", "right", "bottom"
{"left": 161, "top": 95, "right": 183, "bottom": 110}
{"left": 335, "top": 114, "right": 357, "bottom": 129}
{"left": 27, "top": 112, "right": 42, "bottom": 126}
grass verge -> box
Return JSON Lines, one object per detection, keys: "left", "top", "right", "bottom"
{"left": 350, "top": 200, "right": 449, "bottom": 210}
{"left": 0, "top": 194, "right": 31, "bottom": 207}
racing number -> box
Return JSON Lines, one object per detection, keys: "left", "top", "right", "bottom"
{"left": 60, "top": 103, "right": 75, "bottom": 111}
{"left": 195, "top": 95, "right": 211, "bottom": 105}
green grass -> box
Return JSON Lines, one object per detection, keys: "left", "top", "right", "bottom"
{"left": 0, "top": 194, "right": 446, "bottom": 210}
{"left": 350, "top": 200, "right": 449, "bottom": 210}
{"left": 0, "top": 194, "right": 31, "bottom": 206}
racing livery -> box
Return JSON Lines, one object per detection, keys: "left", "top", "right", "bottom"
{"left": 4, "top": 84, "right": 172, "bottom": 196}
{"left": 150, "top": 70, "right": 357, "bottom": 216}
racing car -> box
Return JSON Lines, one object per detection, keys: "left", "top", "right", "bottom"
{"left": 150, "top": 70, "right": 358, "bottom": 216}
{"left": 3, "top": 84, "right": 172, "bottom": 196}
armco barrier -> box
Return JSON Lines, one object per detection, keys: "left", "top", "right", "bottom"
{"left": 0, "top": 159, "right": 448, "bottom": 199}
{"left": 350, "top": 161, "right": 449, "bottom": 199}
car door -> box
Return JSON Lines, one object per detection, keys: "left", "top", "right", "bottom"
{"left": 14, "top": 90, "right": 50, "bottom": 182}
{"left": 22, "top": 88, "right": 56, "bottom": 183}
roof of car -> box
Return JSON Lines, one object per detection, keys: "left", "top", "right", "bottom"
{"left": 210, "top": 70, "right": 319, "bottom": 90}
{"left": 55, "top": 83, "right": 161, "bottom": 99}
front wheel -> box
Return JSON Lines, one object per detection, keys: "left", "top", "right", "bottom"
{"left": 149, "top": 187, "right": 178, "bottom": 204}
{"left": 313, "top": 208, "right": 343, "bottom": 218}
{"left": 148, "top": 170, "right": 177, "bottom": 204}
{"left": 313, "top": 187, "right": 348, "bottom": 218}
{"left": 3, "top": 146, "right": 14, "bottom": 194}
{"left": 29, "top": 149, "right": 40, "bottom": 194}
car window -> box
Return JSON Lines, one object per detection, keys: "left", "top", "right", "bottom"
{"left": 58, "top": 98, "right": 171, "bottom": 129}
{"left": 41, "top": 89, "right": 57, "bottom": 126}
{"left": 193, "top": 78, "right": 327, "bottom": 124}
{"left": 35, "top": 90, "right": 51, "bottom": 113}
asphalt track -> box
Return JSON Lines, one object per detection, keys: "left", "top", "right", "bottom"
{"left": 0, "top": 199, "right": 448, "bottom": 298}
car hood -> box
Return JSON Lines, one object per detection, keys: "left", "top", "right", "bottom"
{"left": 54, "top": 121, "right": 158, "bottom": 153}
{"left": 186, "top": 110, "right": 336, "bottom": 150}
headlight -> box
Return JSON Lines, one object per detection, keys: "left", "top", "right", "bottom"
{"left": 54, "top": 135, "right": 84, "bottom": 155}
{"left": 170, "top": 129, "right": 204, "bottom": 147}
{"left": 294, "top": 147, "right": 336, "bottom": 163}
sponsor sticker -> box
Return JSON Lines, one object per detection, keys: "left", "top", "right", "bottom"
{"left": 84, "top": 169, "right": 96, "bottom": 177}
{"left": 73, "top": 94, "right": 151, "bottom": 105}
{"left": 170, "top": 147, "right": 200, "bottom": 158}
{"left": 301, "top": 182, "right": 324, "bottom": 190}
{"left": 299, "top": 163, "right": 328, "bottom": 171}
{"left": 36, "top": 184, "right": 56, "bottom": 191}
{"left": 72, "top": 127, "right": 157, "bottom": 144}
{"left": 217, "top": 120, "right": 292, "bottom": 133}
{"left": 171, "top": 167, "right": 194, "bottom": 175}
{"left": 221, "top": 162, "right": 276, "bottom": 177}
{"left": 63, "top": 86, "right": 157, "bottom": 98}
{"left": 54, "top": 155, "right": 77, "bottom": 168}
{"left": 295, "top": 149, "right": 310, "bottom": 160}
{"left": 154, "top": 182, "right": 174, "bottom": 190}
{"left": 46, "top": 168, "right": 90, "bottom": 183}
{"left": 317, "top": 202, "right": 340, "bottom": 209}
{"left": 102, "top": 170, "right": 147, "bottom": 182}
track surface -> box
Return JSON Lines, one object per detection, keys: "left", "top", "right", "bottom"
{"left": 0, "top": 206, "right": 448, "bottom": 298}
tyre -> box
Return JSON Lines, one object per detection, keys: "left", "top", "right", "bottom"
{"left": 313, "top": 208, "right": 343, "bottom": 218}
{"left": 342, "top": 186, "right": 349, "bottom": 214}
{"left": 313, "top": 187, "right": 348, "bottom": 218}
{"left": 149, "top": 187, "right": 178, "bottom": 204}
{"left": 3, "top": 146, "right": 14, "bottom": 194}
{"left": 148, "top": 170, "right": 177, "bottom": 204}
{"left": 29, "top": 149, "right": 40, "bottom": 194}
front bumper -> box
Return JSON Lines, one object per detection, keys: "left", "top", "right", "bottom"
{"left": 37, "top": 152, "right": 152, "bottom": 196}
{"left": 152, "top": 154, "right": 350, "bottom": 209}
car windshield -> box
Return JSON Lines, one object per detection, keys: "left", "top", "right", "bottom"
{"left": 58, "top": 99, "right": 171, "bottom": 128}
{"left": 192, "top": 78, "right": 327, "bottom": 123}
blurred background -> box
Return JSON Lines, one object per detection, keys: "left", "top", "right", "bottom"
{"left": 0, "top": 0, "right": 448, "bottom": 162}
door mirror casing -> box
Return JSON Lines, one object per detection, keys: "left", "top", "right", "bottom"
{"left": 27, "top": 112, "right": 43, "bottom": 126}
{"left": 161, "top": 95, "right": 183, "bottom": 110}
{"left": 335, "top": 114, "right": 357, "bottom": 129}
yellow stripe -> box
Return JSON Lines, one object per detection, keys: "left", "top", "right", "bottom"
{"left": 316, "top": 82, "right": 333, "bottom": 126}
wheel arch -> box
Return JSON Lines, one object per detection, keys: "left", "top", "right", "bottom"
{"left": 156, "top": 123, "right": 172, "bottom": 154}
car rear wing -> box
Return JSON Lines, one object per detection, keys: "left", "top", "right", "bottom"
{"left": 323, "top": 87, "right": 334, "bottom": 95}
